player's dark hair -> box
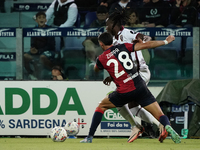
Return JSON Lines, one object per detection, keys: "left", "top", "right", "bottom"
{"left": 108, "top": 8, "right": 129, "bottom": 29}
{"left": 98, "top": 32, "right": 113, "bottom": 45}
{"left": 36, "top": 11, "right": 46, "bottom": 18}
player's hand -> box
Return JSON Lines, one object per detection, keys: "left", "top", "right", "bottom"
{"left": 30, "top": 47, "right": 38, "bottom": 54}
{"left": 103, "top": 76, "right": 112, "bottom": 86}
{"left": 165, "top": 35, "right": 175, "bottom": 44}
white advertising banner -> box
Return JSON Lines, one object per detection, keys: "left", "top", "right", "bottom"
{"left": 0, "top": 81, "right": 163, "bottom": 136}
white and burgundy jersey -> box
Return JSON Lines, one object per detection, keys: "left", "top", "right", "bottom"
{"left": 96, "top": 43, "right": 142, "bottom": 93}
{"left": 113, "top": 27, "right": 148, "bottom": 71}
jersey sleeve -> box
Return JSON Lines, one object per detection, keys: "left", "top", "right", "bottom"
{"left": 95, "top": 57, "right": 104, "bottom": 70}
{"left": 124, "top": 43, "right": 135, "bottom": 53}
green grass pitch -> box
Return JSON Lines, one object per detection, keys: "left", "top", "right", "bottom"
{"left": 0, "top": 138, "right": 199, "bottom": 150}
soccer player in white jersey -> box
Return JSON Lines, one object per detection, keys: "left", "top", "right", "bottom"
{"left": 104, "top": 10, "right": 168, "bottom": 142}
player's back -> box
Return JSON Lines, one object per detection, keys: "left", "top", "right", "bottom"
{"left": 97, "top": 43, "right": 143, "bottom": 93}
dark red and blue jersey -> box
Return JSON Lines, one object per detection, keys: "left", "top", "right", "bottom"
{"left": 96, "top": 43, "right": 141, "bottom": 93}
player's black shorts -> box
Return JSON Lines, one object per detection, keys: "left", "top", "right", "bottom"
{"left": 108, "top": 83, "right": 156, "bottom": 107}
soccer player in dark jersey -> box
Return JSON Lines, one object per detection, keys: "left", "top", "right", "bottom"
{"left": 105, "top": 10, "right": 168, "bottom": 143}
{"left": 80, "top": 32, "right": 181, "bottom": 144}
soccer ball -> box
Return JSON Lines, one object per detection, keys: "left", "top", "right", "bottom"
{"left": 50, "top": 126, "right": 67, "bottom": 142}
{"left": 64, "top": 121, "right": 80, "bottom": 136}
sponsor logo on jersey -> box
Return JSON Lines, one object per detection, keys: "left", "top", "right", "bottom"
{"left": 123, "top": 72, "right": 139, "bottom": 83}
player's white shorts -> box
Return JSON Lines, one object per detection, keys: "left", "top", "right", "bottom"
{"left": 139, "top": 68, "right": 150, "bottom": 85}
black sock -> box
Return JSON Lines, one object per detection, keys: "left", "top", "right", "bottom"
{"left": 159, "top": 115, "right": 170, "bottom": 127}
{"left": 88, "top": 107, "right": 104, "bottom": 137}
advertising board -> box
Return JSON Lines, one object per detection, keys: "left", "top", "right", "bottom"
{"left": 0, "top": 81, "right": 162, "bottom": 136}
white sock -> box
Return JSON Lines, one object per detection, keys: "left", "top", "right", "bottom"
{"left": 129, "top": 105, "right": 160, "bottom": 127}
{"left": 117, "top": 104, "right": 140, "bottom": 127}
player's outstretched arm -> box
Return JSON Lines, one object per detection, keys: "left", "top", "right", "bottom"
{"left": 136, "top": 33, "right": 152, "bottom": 42}
{"left": 134, "top": 35, "right": 175, "bottom": 51}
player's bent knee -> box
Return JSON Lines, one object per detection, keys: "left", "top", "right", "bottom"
{"left": 95, "top": 106, "right": 105, "bottom": 113}
{"left": 98, "top": 99, "right": 116, "bottom": 111}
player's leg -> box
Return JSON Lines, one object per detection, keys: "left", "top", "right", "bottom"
{"left": 134, "top": 69, "right": 160, "bottom": 126}
{"left": 143, "top": 101, "right": 181, "bottom": 144}
{"left": 81, "top": 91, "right": 142, "bottom": 143}
{"left": 104, "top": 75, "right": 161, "bottom": 130}
{"left": 137, "top": 69, "right": 167, "bottom": 142}
{"left": 128, "top": 102, "right": 161, "bottom": 127}
{"left": 110, "top": 92, "right": 144, "bottom": 143}
{"left": 117, "top": 104, "right": 142, "bottom": 128}
{"left": 108, "top": 89, "right": 153, "bottom": 142}
{"left": 117, "top": 104, "right": 144, "bottom": 143}
{"left": 108, "top": 91, "right": 157, "bottom": 127}
{"left": 110, "top": 91, "right": 145, "bottom": 143}
{"left": 80, "top": 95, "right": 115, "bottom": 143}
{"left": 127, "top": 102, "right": 166, "bottom": 142}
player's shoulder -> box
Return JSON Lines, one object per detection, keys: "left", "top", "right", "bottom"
{"left": 122, "top": 28, "right": 138, "bottom": 36}
{"left": 98, "top": 50, "right": 107, "bottom": 59}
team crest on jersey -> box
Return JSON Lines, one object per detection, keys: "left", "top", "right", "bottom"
{"left": 120, "top": 35, "right": 123, "bottom": 42}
